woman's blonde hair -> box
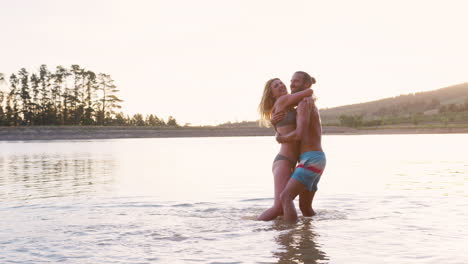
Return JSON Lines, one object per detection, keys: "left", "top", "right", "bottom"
{"left": 258, "top": 78, "right": 279, "bottom": 127}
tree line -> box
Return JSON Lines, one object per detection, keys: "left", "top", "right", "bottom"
{"left": 0, "top": 65, "right": 179, "bottom": 127}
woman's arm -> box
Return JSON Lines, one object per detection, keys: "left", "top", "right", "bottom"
{"left": 274, "top": 88, "right": 313, "bottom": 113}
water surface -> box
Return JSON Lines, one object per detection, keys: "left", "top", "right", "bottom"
{"left": 1, "top": 135, "right": 467, "bottom": 263}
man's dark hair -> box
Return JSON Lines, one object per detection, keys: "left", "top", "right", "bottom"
{"left": 295, "top": 71, "right": 316, "bottom": 88}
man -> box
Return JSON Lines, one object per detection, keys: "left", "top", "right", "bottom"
{"left": 273, "top": 71, "right": 325, "bottom": 222}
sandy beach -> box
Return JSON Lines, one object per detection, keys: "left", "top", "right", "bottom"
{"left": 1, "top": 125, "right": 468, "bottom": 141}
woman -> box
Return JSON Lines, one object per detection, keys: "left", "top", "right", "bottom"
{"left": 257, "top": 78, "right": 312, "bottom": 221}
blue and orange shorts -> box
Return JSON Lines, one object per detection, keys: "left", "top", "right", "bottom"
{"left": 291, "top": 151, "right": 326, "bottom": 192}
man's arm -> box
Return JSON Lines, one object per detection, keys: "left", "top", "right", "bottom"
{"left": 270, "top": 111, "right": 286, "bottom": 126}
{"left": 276, "top": 98, "right": 312, "bottom": 143}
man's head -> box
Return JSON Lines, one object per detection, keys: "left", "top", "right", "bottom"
{"left": 290, "top": 71, "right": 316, "bottom": 93}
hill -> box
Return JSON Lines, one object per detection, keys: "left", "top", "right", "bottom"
{"left": 320, "top": 82, "right": 468, "bottom": 127}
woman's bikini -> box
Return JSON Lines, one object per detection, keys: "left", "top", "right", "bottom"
{"left": 273, "top": 109, "right": 297, "bottom": 168}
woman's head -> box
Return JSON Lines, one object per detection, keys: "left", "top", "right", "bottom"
{"left": 258, "top": 78, "right": 287, "bottom": 127}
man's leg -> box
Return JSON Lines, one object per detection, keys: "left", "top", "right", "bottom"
{"left": 280, "top": 178, "right": 307, "bottom": 222}
{"left": 299, "top": 190, "right": 316, "bottom": 216}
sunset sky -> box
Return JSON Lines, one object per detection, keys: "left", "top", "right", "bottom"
{"left": 1, "top": 0, "right": 467, "bottom": 125}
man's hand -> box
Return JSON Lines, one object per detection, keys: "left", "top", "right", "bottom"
{"left": 277, "top": 132, "right": 298, "bottom": 143}
{"left": 299, "top": 97, "right": 312, "bottom": 109}
{"left": 275, "top": 133, "right": 285, "bottom": 144}
{"left": 270, "top": 111, "right": 286, "bottom": 126}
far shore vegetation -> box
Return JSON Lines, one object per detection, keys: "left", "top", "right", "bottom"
{"left": 320, "top": 82, "right": 468, "bottom": 129}
{"left": 0, "top": 65, "right": 179, "bottom": 128}
{"left": 1, "top": 66, "right": 467, "bottom": 130}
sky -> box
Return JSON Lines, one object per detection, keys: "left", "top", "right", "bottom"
{"left": 1, "top": 0, "right": 467, "bottom": 125}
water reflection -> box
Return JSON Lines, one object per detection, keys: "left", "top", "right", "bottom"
{"left": 0, "top": 152, "right": 115, "bottom": 201}
{"left": 272, "top": 218, "right": 328, "bottom": 264}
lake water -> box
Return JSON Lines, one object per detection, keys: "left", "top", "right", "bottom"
{"left": 0, "top": 134, "right": 467, "bottom": 264}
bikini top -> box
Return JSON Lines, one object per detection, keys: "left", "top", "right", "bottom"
{"left": 275, "top": 108, "right": 297, "bottom": 128}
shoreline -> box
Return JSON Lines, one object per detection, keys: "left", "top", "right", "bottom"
{"left": 1, "top": 125, "right": 468, "bottom": 141}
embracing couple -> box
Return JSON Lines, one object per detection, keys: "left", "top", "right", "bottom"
{"left": 257, "top": 71, "right": 325, "bottom": 222}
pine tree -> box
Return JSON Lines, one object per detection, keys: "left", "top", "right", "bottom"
{"left": 83, "top": 71, "right": 96, "bottom": 125}
{"left": 9, "top": 74, "right": 20, "bottom": 126}
{"left": 154, "top": 115, "right": 165, "bottom": 126}
{"left": 0, "top": 73, "right": 5, "bottom": 125}
{"left": 18, "top": 68, "right": 32, "bottom": 125}
{"left": 39, "top": 65, "right": 53, "bottom": 124}
{"left": 70, "top": 64, "right": 84, "bottom": 124}
{"left": 0, "top": 90, "right": 4, "bottom": 126}
{"left": 146, "top": 114, "right": 157, "bottom": 126}
{"left": 96, "top": 73, "right": 123, "bottom": 125}
{"left": 167, "top": 116, "right": 179, "bottom": 127}
{"left": 0, "top": 105, "right": 4, "bottom": 126}
{"left": 53, "top": 66, "right": 70, "bottom": 125}
{"left": 132, "top": 113, "right": 145, "bottom": 126}
{"left": 30, "top": 73, "right": 40, "bottom": 125}
{"left": 113, "top": 112, "right": 126, "bottom": 126}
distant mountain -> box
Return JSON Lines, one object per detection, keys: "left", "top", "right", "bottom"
{"left": 320, "top": 82, "right": 468, "bottom": 125}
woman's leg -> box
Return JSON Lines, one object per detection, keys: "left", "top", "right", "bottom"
{"left": 257, "top": 160, "right": 292, "bottom": 221}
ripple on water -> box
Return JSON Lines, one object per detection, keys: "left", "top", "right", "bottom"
{"left": 239, "top": 198, "right": 271, "bottom": 202}
{"left": 172, "top": 203, "right": 195, "bottom": 207}
{"left": 313, "top": 209, "right": 348, "bottom": 221}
